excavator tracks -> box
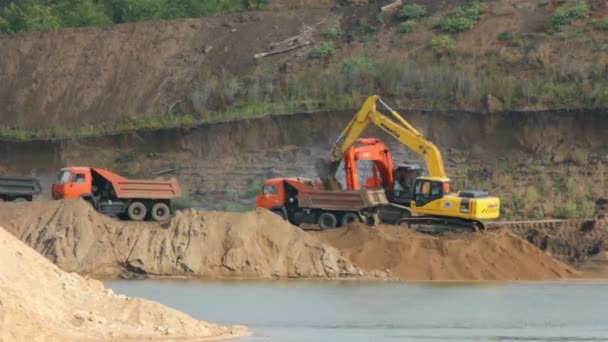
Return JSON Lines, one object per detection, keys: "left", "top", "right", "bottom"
{"left": 397, "top": 216, "right": 484, "bottom": 235}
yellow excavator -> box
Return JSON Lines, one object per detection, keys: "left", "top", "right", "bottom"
{"left": 315, "top": 95, "right": 500, "bottom": 232}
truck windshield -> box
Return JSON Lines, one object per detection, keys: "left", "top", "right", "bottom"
{"left": 57, "top": 170, "right": 71, "bottom": 184}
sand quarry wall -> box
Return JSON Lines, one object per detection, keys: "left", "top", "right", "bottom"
{"left": 1, "top": 108, "right": 607, "bottom": 176}
{"left": 0, "top": 199, "right": 578, "bottom": 281}
{"left": 0, "top": 226, "right": 248, "bottom": 341}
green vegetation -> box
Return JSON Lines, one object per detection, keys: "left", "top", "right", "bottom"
{"left": 398, "top": 20, "right": 417, "bottom": 34}
{"left": 440, "top": 2, "right": 483, "bottom": 33}
{"left": 397, "top": 4, "right": 427, "bottom": 21}
{"left": 309, "top": 43, "right": 335, "bottom": 59}
{"left": 0, "top": 0, "right": 268, "bottom": 33}
{"left": 431, "top": 35, "right": 456, "bottom": 55}
{"left": 323, "top": 26, "right": 342, "bottom": 40}
{"left": 592, "top": 18, "right": 608, "bottom": 31}
{"left": 551, "top": 0, "right": 590, "bottom": 31}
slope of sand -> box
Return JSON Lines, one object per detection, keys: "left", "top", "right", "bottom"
{"left": 316, "top": 224, "right": 578, "bottom": 281}
{"left": 0, "top": 199, "right": 370, "bottom": 279}
{"left": 0, "top": 227, "right": 248, "bottom": 341}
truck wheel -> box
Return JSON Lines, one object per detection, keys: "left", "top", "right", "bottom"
{"left": 127, "top": 201, "right": 147, "bottom": 221}
{"left": 368, "top": 213, "right": 380, "bottom": 227}
{"left": 318, "top": 212, "right": 337, "bottom": 230}
{"left": 151, "top": 202, "right": 171, "bottom": 222}
{"left": 271, "top": 209, "right": 287, "bottom": 220}
{"left": 341, "top": 213, "right": 360, "bottom": 227}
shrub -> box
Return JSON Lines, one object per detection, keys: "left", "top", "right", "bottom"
{"left": 397, "top": 4, "right": 427, "bottom": 21}
{"left": 342, "top": 56, "right": 379, "bottom": 92}
{"left": 53, "top": 0, "right": 112, "bottom": 28}
{"left": 551, "top": 0, "right": 590, "bottom": 30}
{"left": 309, "top": 43, "right": 335, "bottom": 59}
{"left": 440, "top": 3, "right": 483, "bottom": 33}
{"left": 0, "top": 3, "right": 60, "bottom": 33}
{"left": 398, "top": 20, "right": 417, "bottom": 33}
{"left": 554, "top": 199, "right": 578, "bottom": 219}
{"left": 497, "top": 31, "right": 513, "bottom": 41}
{"left": 431, "top": 35, "right": 456, "bottom": 55}
{"left": 323, "top": 26, "right": 342, "bottom": 40}
{"left": 592, "top": 18, "right": 608, "bottom": 31}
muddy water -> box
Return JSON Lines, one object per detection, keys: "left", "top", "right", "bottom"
{"left": 106, "top": 280, "right": 608, "bottom": 341}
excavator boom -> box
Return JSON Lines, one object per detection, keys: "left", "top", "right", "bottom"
{"left": 316, "top": 95, "right": 446, "bottom": 187}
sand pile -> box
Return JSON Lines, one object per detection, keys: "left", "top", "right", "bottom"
{"left": 0, "top": 226, "right": 248, "bottom": 341}
{"left": 0, "top": 199, "right": 368, "bottom": 279}
{"left": 316, "top": 224, "right": 578, "bottom": 281}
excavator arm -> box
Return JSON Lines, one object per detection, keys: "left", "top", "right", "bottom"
{"left": 316, "top": 95, "right": 447, "bottom": 188}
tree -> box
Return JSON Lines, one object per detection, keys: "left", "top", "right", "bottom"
{"left": 54, "top": 0, "right": 112, "bottom": 27}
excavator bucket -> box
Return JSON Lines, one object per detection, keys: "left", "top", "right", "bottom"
{"left": 314, "top": 157, "right": 342, "bottom": 190}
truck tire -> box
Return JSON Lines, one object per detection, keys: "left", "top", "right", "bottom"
{"left": 271, "top": 209, "right": 287, "bottom": 220}
{"left": 368, "top": 213, "right": 380, "bottom": 227}
{"left": 127, "top": 201, "right": 147, "bottom": 221}
{"left": 151, "top": 202, "right": 171, "bottom": 222}
{"left": 318, "top": 212, "right": 337, "bottom": 230}
{"left": 341, "top": 213, "right": 360, "bottom": 227}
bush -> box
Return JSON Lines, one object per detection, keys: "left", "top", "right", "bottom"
{"left": 398, "top": 20, "right": 417, "bottom": 33}
{"left": 342, "top": 56, "right": 379, "bottom": 92}
{"left": 53, "top": 0, "right": 112, "bottom": 28}
{"left": 497, "top": 31, "right": 512, "bottom": 41}
{"left": 397, "top": 4, "right": 427, "bottom": 21}
{"left": 551, "top": 0, "right": 590, "bottom": 30}
{"left": 554, "top": 199, "right": 578, "bottom": 219}
{"left": 309, "top": 43, "right": 335, "bottom": 59}
{"left": 440, "top": 3, "right": 483, "bottom": 33}
{"left": 323, "top": 26, "right": 342, "bottom": 40}
{"left": 0, "top": 3, "right": 60, "bottom": 33}
{"left": 431, "top": 35, "right": 456, "bottom": 55}
{"left": 592, "top": 18, "right": 608, "bottom": 31}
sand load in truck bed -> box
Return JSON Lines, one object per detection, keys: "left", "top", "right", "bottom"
{"left": 0, "top": 226, "right": 248, "bottom": 341}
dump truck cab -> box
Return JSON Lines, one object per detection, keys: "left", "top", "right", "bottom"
{"left": 256, "top": 177, "right": 320, "bottom": 213}
{"left": 52, "top": 167, "right": 94, "bottom": 200}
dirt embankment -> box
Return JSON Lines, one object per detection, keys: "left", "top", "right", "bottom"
{"left": 0, "top": 226, "right": 248, "bottom": 341}
{"left": 0, "top": 199, "right": 371, "bottom": 279}
{"left": 493, "top": 218, "right": 608, "bottom": 275}
{"left": 316, "top": 224, "right": 577, "bottom": 281}
{"left": 0, "top": 199, "right": 578, "bottom": 281}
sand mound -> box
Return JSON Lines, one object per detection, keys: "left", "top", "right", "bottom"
{"left": 0, "top": 199, "right": 368, "bottom": 279}
{"left": 0, "top": 226, "right": 247, "bottom": 341}
{"left": 316, "top": 224, "right": 578, "bottom": 281}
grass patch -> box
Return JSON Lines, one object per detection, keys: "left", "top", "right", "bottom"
{"left": 431, "top": 36, "right": 456, "bottom": 55}
{"left": 551, "top": 0, "right": 590, "bottom": 31}
{"left": 309, "top": 43, "right": 335, "bottom": 59}
{"left": 399, "top": 21, "right": 417, "bottom": 33}
{"left": 440, "top": 3, "right": 483, "bottom": 33}
{"left": 323, "top": 26, "right": 342, "bottom": 40}
{"left": 397, "top": 4, "right": 427, "bottom": 21}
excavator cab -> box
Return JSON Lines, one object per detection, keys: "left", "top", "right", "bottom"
{"left": 413, "top": 178, "right": 450, "bottom": 207}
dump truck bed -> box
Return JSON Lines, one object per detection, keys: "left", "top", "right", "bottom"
{"left": 297, "top": 188, "right": 388, "bottom": 211}
{"left": 92, "top": 168, "right": 181, "bottom": 200}
{"left": 0, "top": 177, "right": 42, "bottom": 197}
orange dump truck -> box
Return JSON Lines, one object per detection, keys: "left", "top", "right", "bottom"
{"left": 256, "top": 177, "right": 388, "bottom": 229}
{"left": 52, "top": 167, "right": 181, "bottom": 221}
